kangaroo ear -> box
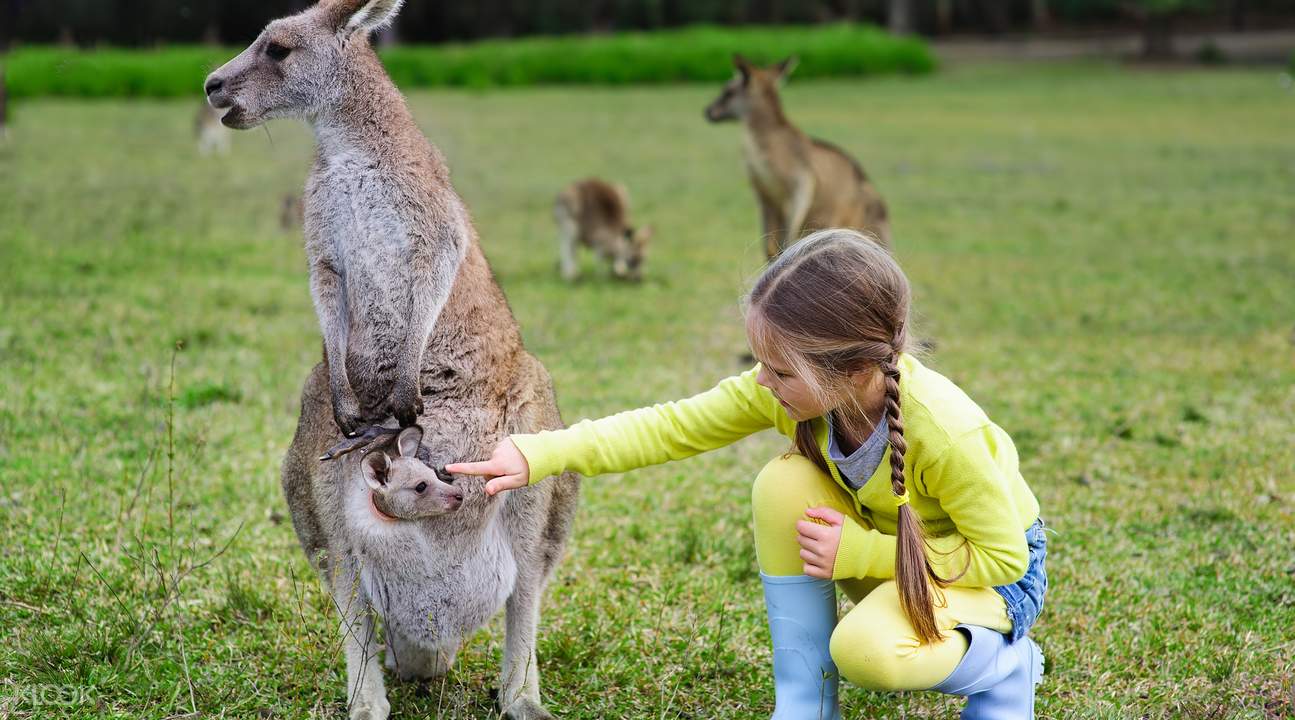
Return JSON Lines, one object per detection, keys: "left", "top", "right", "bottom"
{"left": 774, "top": 56, "right": 798, "bottom": 81}
{"left": 396, "top": 425, "right": 423, "bottom": 458}
{"left": 361, "top": 451, "right": 390, "bottom": 490}
{"left": 732, "top": 53, "right": 753, "bottom": 83}
{"left": 635, "top": 225, "right": 654, "bottom": 245}
{"left": 325, "top": 0, "right": 404, "bottom": 35}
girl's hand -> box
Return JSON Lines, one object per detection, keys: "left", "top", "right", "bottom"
{"left": 796, "top": 507, "right": 845, "bottom": 579}
{"left": 445, "top": 438, "right": 530, "bottom": 496}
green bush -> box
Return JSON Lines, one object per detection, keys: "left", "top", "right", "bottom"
{"left": 5, "top": 24, "right": 933, "bottom": 99}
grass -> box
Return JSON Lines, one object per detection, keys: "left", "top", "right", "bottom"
{"left": 1, "top": 61, "right": 1293, "bottom": 719}
{"left": 3, "top": 25, "right": 933, "bottom": 99}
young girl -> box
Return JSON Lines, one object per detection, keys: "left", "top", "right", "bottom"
{"left": 448, "top": 229, "right": 1047, "bottom": 719}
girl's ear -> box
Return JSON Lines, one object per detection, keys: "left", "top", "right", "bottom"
{"left": 362, "top": 451, "right": 390, "bottom": 491}
{"left": 396, "top": 425, "right": 423, "bottom": 458}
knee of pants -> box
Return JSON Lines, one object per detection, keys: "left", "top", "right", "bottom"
{"left": 828, "top": 582, "right": 921, "bottom": 692}
{"left": 751, "top": 453, "right": 836, "bottom": 574}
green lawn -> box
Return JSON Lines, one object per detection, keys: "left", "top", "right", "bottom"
{"left": 1, "top": 62, "right": 1292, "bottom": 719}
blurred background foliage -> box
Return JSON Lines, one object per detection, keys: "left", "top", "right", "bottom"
{"left": 1, "top": 0, "right": 1291, "bottom": 48}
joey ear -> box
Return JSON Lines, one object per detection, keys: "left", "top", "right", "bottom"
{"left": 396, "top": 425, "right": 423, "bottom": 458}
{"left": 362, "top": 451, "right": 390, "bottom": 490}
{"left": 774, "top": 55, "right": 798, "bottom": 81}
{"left": 325, "top": 0, "right": 404, "bottom": 35}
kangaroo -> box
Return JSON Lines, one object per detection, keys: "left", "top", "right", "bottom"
{"left": 705, "top": 54, "right": 891, "bottom": 259}
{"left": 194, "top": 99, "right": 231, "bottom": 155}
{"left": 279, "top": 192, "right": 304, "bottom": 232}
{"left": 204, "top": 2, "right": 580, "bottom": 719}
{"left": 554, "top": 178, "right": 653, "bottom": 282}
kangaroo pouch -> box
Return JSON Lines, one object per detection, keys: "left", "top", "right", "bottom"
{"left": 357, "top": 521, "right": 519, "bottom": 647}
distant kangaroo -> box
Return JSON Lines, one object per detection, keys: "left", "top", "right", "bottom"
{"left": 705, "top": 54, "right": 890, "bottom": 258}
{"left": 554, "top": 178, "right": 653, "bottom": 282}
{"left": 194, "top": 99, "right": 231, "bottom": 156}
{"left": 204, "top": 2, "right": 580, "bottom": 719}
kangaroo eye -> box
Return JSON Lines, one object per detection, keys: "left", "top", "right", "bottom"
{"left": 266, "top": 42, "right": 292, "bottom": 61}
{"left": 414, "top": 482, "right": 428, "bottom": 494}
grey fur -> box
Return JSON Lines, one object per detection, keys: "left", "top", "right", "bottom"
{"left": 205, "top": 2, "right": 580, "bottom": 718}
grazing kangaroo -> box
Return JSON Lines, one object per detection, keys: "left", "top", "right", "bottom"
{"left": 704, "top": 54, "right": 891, "bottom": 259}
{"left": 204, "top": 2, "right": 581, "bottom": 719}
{"left": 194, "top": 100, "right": 231, "bottom": 155}
{"left": 554, "top": 178, "right": 653, "bottom": 282}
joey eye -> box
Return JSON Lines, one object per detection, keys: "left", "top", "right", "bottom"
{"left": 266, "top": 42, "right": 292, "bottom": 61}
{"left": 414, "top": 482, "right": 428, "bottom": 494}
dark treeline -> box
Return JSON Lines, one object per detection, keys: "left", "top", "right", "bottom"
{"left": 1, "top": 0, "right": 1289, "bottom": 49}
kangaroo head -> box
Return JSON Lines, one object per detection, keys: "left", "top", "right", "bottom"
{"left": 613, "top": 225, "right": 653, "bottom": 281}
{"left": 360, "top": 426, "right": 463, "bottom": 521}
{"left": 203, "top": 0, "right": 404, "bottom": 129}
{"left": 704, "top": 54, "right": 797, "bottom": 123}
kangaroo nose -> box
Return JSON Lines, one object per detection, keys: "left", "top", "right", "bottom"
{"left": 204, "top": 76, "right": 224, "bottom": 97}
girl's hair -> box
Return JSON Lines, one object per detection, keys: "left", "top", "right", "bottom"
{"left": 745, "top": 228, "right": 964, "bottom": 645}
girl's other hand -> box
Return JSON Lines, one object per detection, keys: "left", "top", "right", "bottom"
{"left": 445, "top": 438, "right": 530, "bottom": 496}
{"left": 796, "top": 506, "right": 844, "bottom": 579}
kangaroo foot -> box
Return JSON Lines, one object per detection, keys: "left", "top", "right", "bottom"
{"left": 320, "top": 424, "right": 399, "bottom": 461}
{"left": 348, "top": 691, "right": 390, "bottom": 720}
{"left": 501, "top": 697, "right": 554, "bottom": 720}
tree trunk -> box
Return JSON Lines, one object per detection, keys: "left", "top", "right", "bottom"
{"left": 888, "top": 0, "right": 914, "bottom": 34}
{"left": 1227, "top": 0, "right": 1247, "bottom": 31}
{"left": 935, "top": 0, "right": 955, "bottom": 35}
{"left": 1031, "top": 0, "right": 1052, "bottom": 31}
{"left": 1141, "top": 14, "right": 1176, "bottom": 60}
{"left": 201, "top": 21, "right": 221, "bottom": 46}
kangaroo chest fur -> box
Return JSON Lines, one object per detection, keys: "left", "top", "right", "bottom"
{"left": 341, "top": 480, "right": 518, "bottom": 647}
{"left": 742, "top": 125, "right": 797, "bottom": 202}
{"left": 306, "top": 131, "right": 419, "bottom": 403}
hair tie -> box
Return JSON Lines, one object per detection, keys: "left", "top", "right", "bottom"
{"left": 892, "top": 490, "right": 910, "bottom": 508}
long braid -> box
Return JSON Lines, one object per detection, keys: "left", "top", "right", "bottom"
{"left": 884, "top": 345, "right": 954, "bottom": 645}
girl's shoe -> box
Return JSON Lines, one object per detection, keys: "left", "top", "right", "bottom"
{"left": 760, "top": 573, "right": 842, "bottom": 720}
{"left": 931, "top": 624, "right": 1044, "bottom": 720}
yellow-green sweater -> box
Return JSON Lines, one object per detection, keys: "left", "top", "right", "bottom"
{"left": 512, "top": 353, "right": 1041, "bottom": 588}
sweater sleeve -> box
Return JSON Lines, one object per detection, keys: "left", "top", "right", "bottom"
{"left": 832, "top": 426, "right": 1030, "bottom": 588}
{"left": 511, "top": 367, "right": 779, "bottom": 482}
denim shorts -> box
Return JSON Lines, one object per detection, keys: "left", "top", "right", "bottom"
{"left": 991, "top": 518, "right": 1048, "bottom": 642}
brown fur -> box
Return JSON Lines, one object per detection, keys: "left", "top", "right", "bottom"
{"left": 705, "top": 55, "right": 891, "bottom": 259}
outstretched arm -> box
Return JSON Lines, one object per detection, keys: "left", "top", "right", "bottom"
{"left": 448, "top": 367, "right": 787, "bottom": 492}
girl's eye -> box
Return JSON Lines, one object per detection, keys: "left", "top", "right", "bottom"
{"left": 414, "top": 482, "right": 427, "bottom": 494}
{"left": 266, "top": 42, "right": 292, "bottom": 61}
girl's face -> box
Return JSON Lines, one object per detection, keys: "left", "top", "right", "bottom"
{"left": 753, "top": 354, "right": 830, "bottom": 422}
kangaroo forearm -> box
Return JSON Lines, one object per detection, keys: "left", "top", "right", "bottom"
{"left": 310, "top": 267, "right": 351, "bottom": 387}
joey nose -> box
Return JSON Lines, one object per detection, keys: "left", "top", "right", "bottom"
{"left": 204, "top": 76, "right": 224, "bottom": 97}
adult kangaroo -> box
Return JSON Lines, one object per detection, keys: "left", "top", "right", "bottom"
{"left": 204, "top": 2, "right": 580, "bottom": 719}
{"left": 705, "top": 54, "right": 891, "bottom": 259}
